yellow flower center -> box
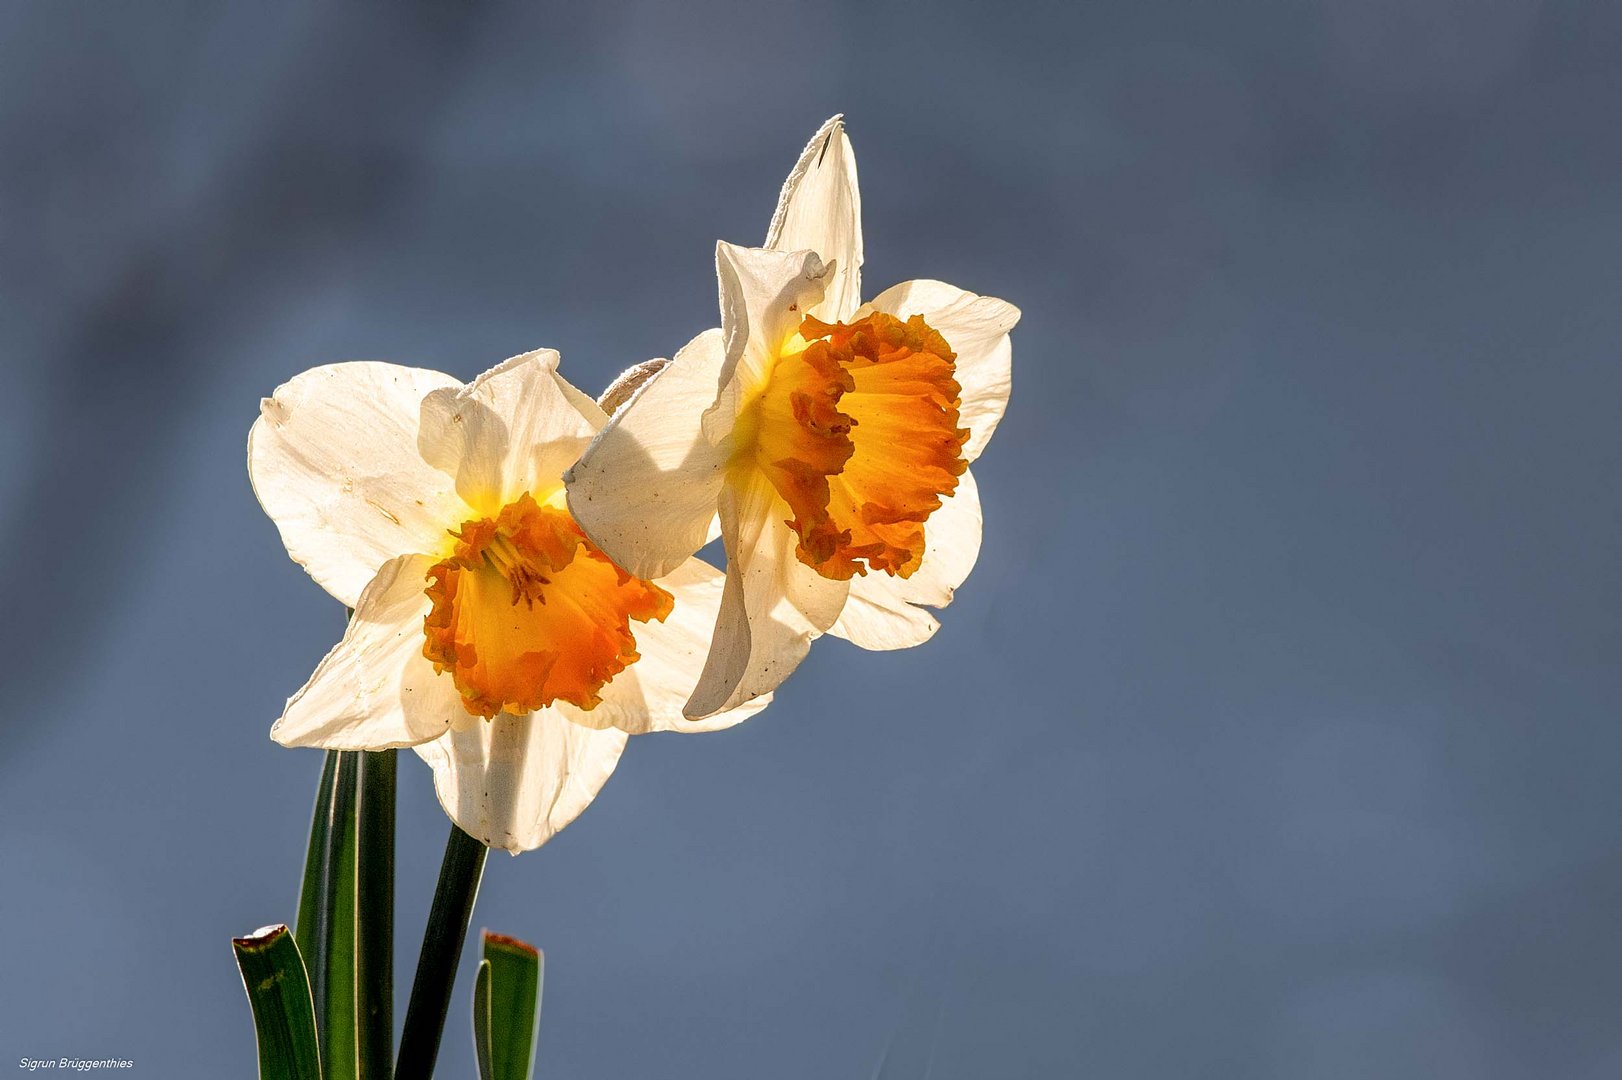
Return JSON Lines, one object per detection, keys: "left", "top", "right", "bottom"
{"left": 746, "top": 312, "right": 968, "bottom": 580}
{"left": 422, "top": 493, "right": 674, "bottom": 718}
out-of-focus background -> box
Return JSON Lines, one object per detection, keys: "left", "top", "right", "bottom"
{"left": 2, "top": 2, "right": 1620, "bottom": 1077}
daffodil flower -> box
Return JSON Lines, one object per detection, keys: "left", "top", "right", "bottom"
{"left": 249, "top": 351, "right": 759, "bottom": 853}
{"left": 566, "top": 116, "right": 1020, "bottom": 719}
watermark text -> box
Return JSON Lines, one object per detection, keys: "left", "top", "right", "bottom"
{"left": 19, "top": 1060, "right": 134, "bottom": 1073}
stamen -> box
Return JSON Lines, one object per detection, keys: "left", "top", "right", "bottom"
{"left": 481, "top": 534, "right": 550, "bottom": 608}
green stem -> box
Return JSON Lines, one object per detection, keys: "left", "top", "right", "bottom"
{"left": 396, "top": 824, "right": 489, "bottom": 1080}
{"left": 356, "top": 749, "right": 396, "bottom": 1079}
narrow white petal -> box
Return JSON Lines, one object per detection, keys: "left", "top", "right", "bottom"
{"left": 864, "top": 280, "right": 1021, "bottom": 462}
{"left": 830, "top": 468, "right": 983, "bottom": 651}
{"left": 414, "top": 708, "right": 627, "bottom": 854}
{"left": 272, "top": 554, "right": 463, "bottom": 749}
{"left": 418, "top": 349, "right": 597, "bottom": 517}
{"left": 554, "top": 365, "right": 611, "bottom": 429}
{"left": 249, "top": 362, "right": 468, "bottom": 607}
{"left": 571, "top": 556, "right": 772, "bottom": 735}
{"left": 685, "top": 475, "right": 848, "bottom": 719}
{"left": 713, "top": 242, "right": 831, "bottom": 407}
{"left": 566, "top": 330, "right": 732, "bottom": 580}
{"left": 765, "top": 115, "right": 863, "bottom": 322}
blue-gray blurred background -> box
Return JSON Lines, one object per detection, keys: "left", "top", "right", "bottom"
{"left": 3, "top": 2, "right": 1620, "bottom": 1077}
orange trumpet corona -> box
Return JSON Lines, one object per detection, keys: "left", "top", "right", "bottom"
{"left": 748, "top": 312, "right": 968, "bottom": 581}
{"left": 423, "top": 493, "right": 673, "bottom": 718}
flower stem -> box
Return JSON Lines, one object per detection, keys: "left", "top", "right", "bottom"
{"left": 395, "top": 823, "right": 488, "bottom": 1080}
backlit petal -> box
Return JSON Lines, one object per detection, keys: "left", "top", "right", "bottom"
{"left": 249, "top": 361, "right": 468, "bottom": 607}
{"left": 713, "top": 242, "right": 831, "bottom": 411}
{"left": 863, "top": 280, "right": 1020, "bottom": 462}
{"left": 418, "top": 349, "right": 596, "bottom": 518}
{"left": 765, "top": 115, "right": 863, "bottom": 322}
{"left": 414, "top": 707, "right": 627, "bottom": 854}
{"left": 685, "top": 473, "right": 848, "bottom": 719}
{"left": 567, "top": 329, "right": 732, "bottom": 580}
{"left": 555, "top": 365, "right": 611, "bottom": 428}
{"left": 830, "top": 467, "right": 983, "bottom": 651}
{"left": 570, "top": 556, "right": 772, "bottom": 735}
{"left": 272, "top": 554, "right": 464, "bottom": 749}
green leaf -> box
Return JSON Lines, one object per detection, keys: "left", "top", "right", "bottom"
{"left": 355, "top": 749, "right": 396, "bottom": 1079}
{"left": 233, "top": 923, "right": 323, "bottom": 1080}
{"left": 472, "top": 960, "right": 495, "bottom": 1080}
{"left": 294, "top": 748, "right": 398, "bottom": 1080}
{"left": 295, "top": 751, "right": 359, "bottom": 1080}
{"left": 471, "top": 931, "right": 543, "bottom": 1080}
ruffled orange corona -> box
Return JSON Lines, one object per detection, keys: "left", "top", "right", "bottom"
{"left": 750, "top": 312, "right": 968, "bottom": 580}
{"left": 423, "top": 493, "right": 674, "bottom": 718}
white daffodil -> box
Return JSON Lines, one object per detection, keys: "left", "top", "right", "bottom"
{"left": 249, "top": 350, "right": 760, "bottom": 853}
{"left": 566, "top": 116, "right": 1020, "bottom": 719}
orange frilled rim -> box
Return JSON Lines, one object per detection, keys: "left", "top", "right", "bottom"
{"left": 422, "top": 493, "right": 673, "bottom": 719}
{"left": 752, "top": 311, "right": 968, "bottom": 581}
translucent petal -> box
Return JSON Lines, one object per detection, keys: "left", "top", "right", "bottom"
{"left": 863, "top": 280, "right": 1020, "bottom": 462}
{"left": 566, "top": 330, "right": 732, "bottom": 579}
{"left": 713, "top": 242, "right": 831, "bottom": 407}
{"left": 415, "top": 707, "right": 627, "bottom": 854}
{"left": 765, "top": 115, "right": 863, "bottom": 322}
{"left": 685, "top": 473, "right": 848, "bottom": 718}
{"left": 418, "top": 349, "right": 596, "bottom": 517}
{"left": 829, "top": 468, "right": 983, "bottom": 651}
{"left": 568, "top": 556, "right": 772, "bottom": 734}
{"left": 272, "top": 554, "right": 464, "bottom": 749}
{"left": 249, "top": 362, "right": 468, "bottom": 607}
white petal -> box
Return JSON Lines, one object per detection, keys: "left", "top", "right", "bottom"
{"left": 712, "top": 242, "right": 831, "bottom": 413}
{"left": 418, "top": 349, "right": 597, "bottom": 517}
{"left": 830, "top": 467, "right": 983, "bottom": 651}
{"left": 568, "top": 557, "right": 772, "bottom": 735}
{"left": 249, "top": 362, "right": 468, "bottom": 607}
{"left": 272, "top": 554, "right": 464, "bottom": 749}
{"left": 554, "top": 365, "right": 611, "bottom": 430}
{"left": 566, "top": 330, "right": 732, "bottom": 580}
{"left": 864, "top": 280, "right": 1021, "bottom": 462}
{"left": 414, "top": 707, "right": 627, "bottom": 854}
{"left": 765, "top": 115, "right": 863, "bottom": 323}
{"left": 685, "top": 474, "right": 848, "bottom": 719}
